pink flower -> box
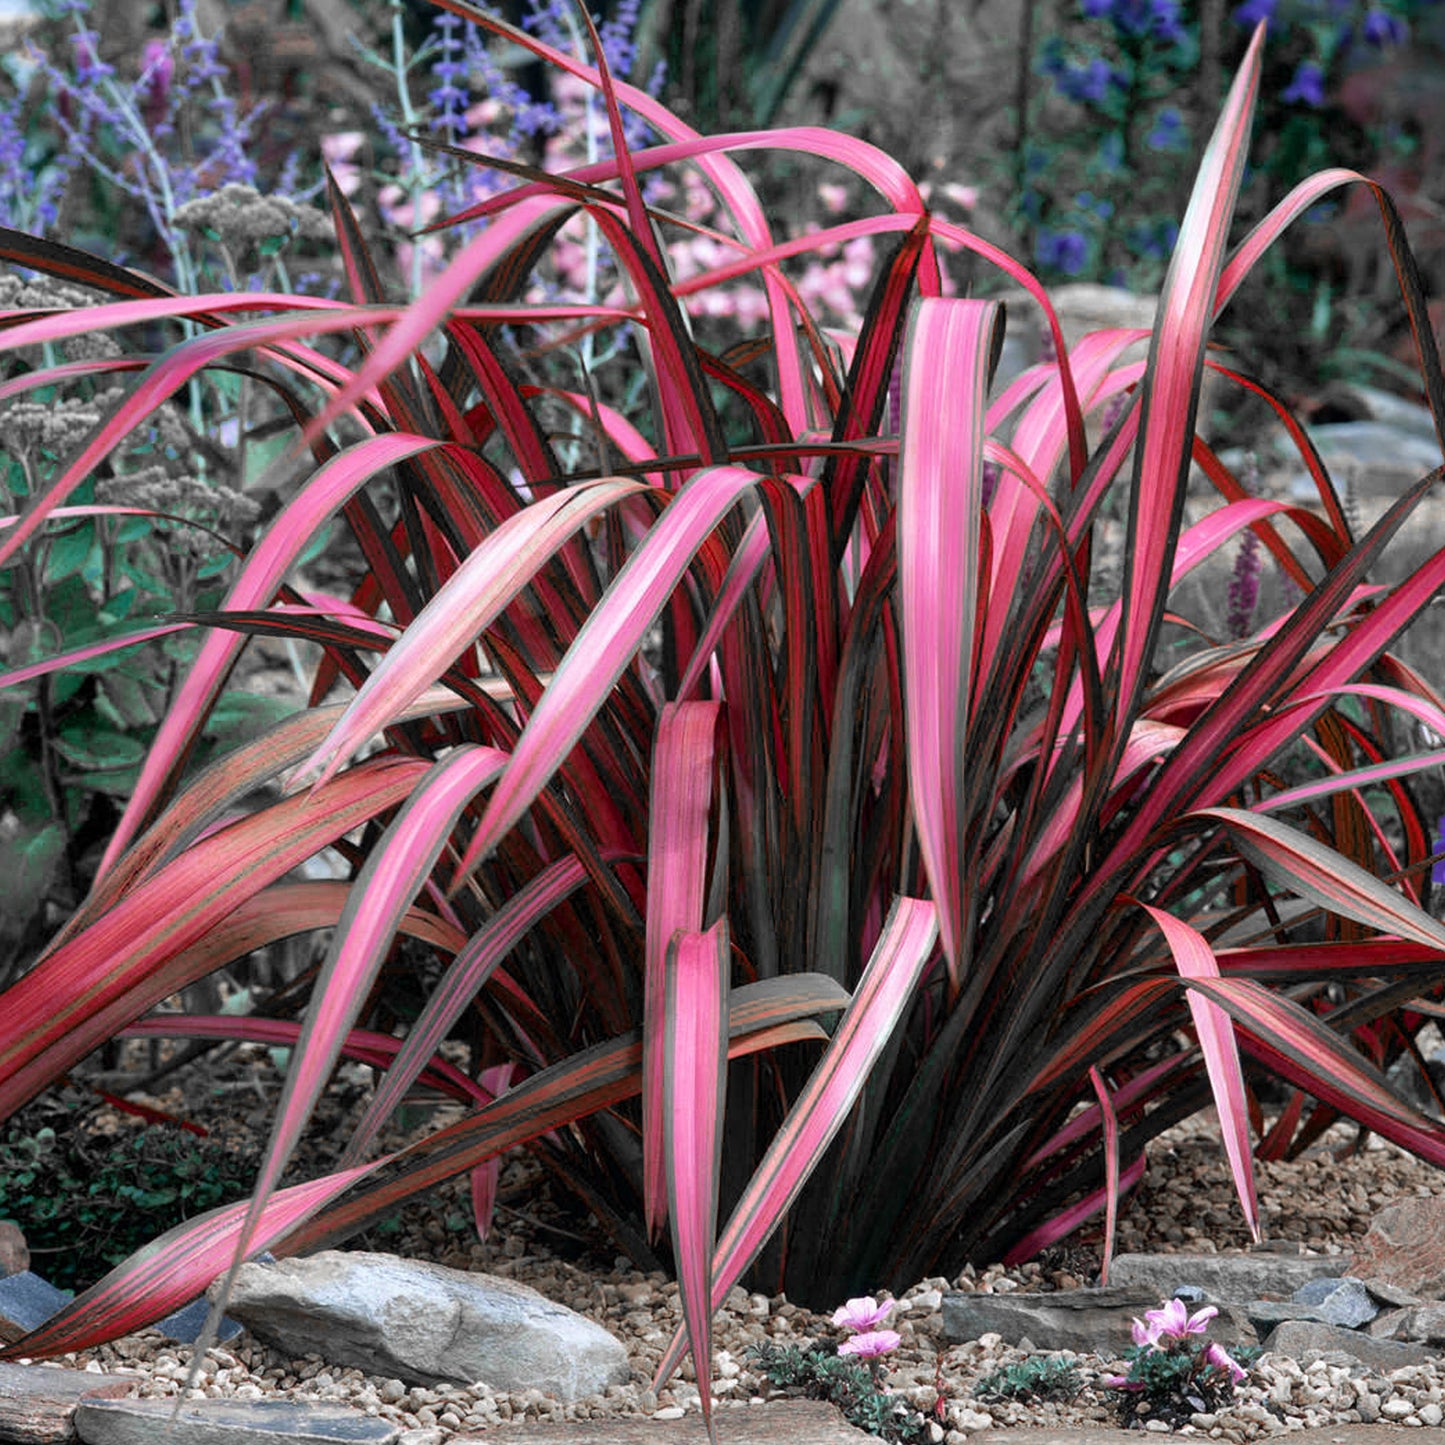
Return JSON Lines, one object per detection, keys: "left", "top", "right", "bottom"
{"left": 1205, "top": 1341, "right": 1247, "bottom": 1384}
{"left": 837, "top": 1329, "right": 900, "bottom": 1358}
{"left": 1132, "top": 1297, "right": 1217, "bottom": 1348}
{"left": 831, "top": 1296, "right": 895, "bottom": 1332}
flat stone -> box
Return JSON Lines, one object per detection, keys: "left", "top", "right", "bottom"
{"left": 0, "top": 1274, "right": 70, "bottom": 1344}
{"left": 1291, "top": 1276, "right": 1378, "bottom": 1327}
{"left": 74, "top": 1398, "right": 400, "bottom": 1445}
{"left": 0, "top": 1223, "right": 29, "bottom": 1278}
{"left": 151, "top": 1296, "right": 244, "bottom": 1345}
{"left": 218, "top": 1251, "right": 630, "bottom": 1403}
{"left": 1263, "top": 1318, "right": 1439, "bottom": 1370}
{"left": 942, "top": 1287, "right": 1254, "bottom": 1355}
{"left": 1350, "top": 1197, "right": 1445, "bottom": 1298}
{"left": 464, "top": 1400, "right": 873, "bottom": 1443}
{"left": 0, "top": 1363, "right": 135, "bottom": 1445}
{"left": 1108, "top": 1251, "right": 1344, "bottom": 1302}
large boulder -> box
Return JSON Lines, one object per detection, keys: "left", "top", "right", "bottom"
{"left": 215, "top": 1252, "right": 630, "bottom": 1403}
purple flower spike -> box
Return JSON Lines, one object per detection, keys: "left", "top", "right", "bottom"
{"left": 832, "top": 1296, "right": 895, "bottom": 1332}
{"left": 837, "top": 1329, "right": 901, "bottom": 1358}
{"left": 1432, "top": 817, "right": 1445, "bottom": 886}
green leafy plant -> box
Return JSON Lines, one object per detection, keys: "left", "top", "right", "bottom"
{"left": 744, "top": 1339, "right": 930, "bottom": 1444}
{"left": 1106, "top": 1298, "right": 1254, "bottom": 1429}
{"left": 974, "top": 1354, "right": 1082, "bottom": 1405}
{"left": 0, "top": 1120, "right": 256, "bottom": 1292}
{"left": 2, "top": 12, "right": 1445, "bottom": 1445}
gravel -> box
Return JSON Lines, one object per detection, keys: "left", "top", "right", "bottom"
{"left": 15, "top": 1083, "right": 1445, "bottom": 1439}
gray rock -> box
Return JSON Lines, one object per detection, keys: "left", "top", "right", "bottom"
{"left": 1262, "top": 1318, "right": 1438, "bottom": 1370}
{"left": 1107, "top": 1251, "right": 1344, "bottom": 1302}
{"left": 74, "top": 1399, "right": 399, "bottom": 1445}
{"left": 484, "top": 1399, "right": 875, "bottom": 1443}
{"left": 0, "top": 1273, "right": 70, "bottom": 1344}
{"left": 1361, "top": 1277, "right": 1421, "bottom": 1308}
{"left": 942, "top": 1287, "right": 1254, "bottom": 1355}
{"left": 1290, "top": 1275, "right": 1377, "bottom": 1328}
{"left": 216, "top": 1251, "right": 630, "bottom": 1403}
{"left": 0, "top": 1362, "right": 135, "bottom": 1445}
{"left": 1395, "top": 1301, "right": 1445, "bottom": 1345}
{"left": 1240, "top": 1300, "right": 1331, "bottom": 1337}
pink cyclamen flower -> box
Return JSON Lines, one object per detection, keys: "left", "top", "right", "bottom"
{"left": 1205, "top": 1341, "right": 1247, "bottom": 1384}
{"left": 837, "top": 1329, "right": 901, "bottom": 1358}
{"left": 1133, "top": 1297, "right": 1216, "bottom": 1348}
{"left": 832, "top": 1296, "right": 895, "bottom": 1332}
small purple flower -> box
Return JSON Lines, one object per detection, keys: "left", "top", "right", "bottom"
{"left": 1147, "top": 106, "right": 1187, "bottom": 152}
{"left": 832, "top": 1296, "right": 895, "bottom": 1332}
{"left": 1282, "top": 60, "right": 1326, "bottom": 106}
{"left": 1036, "top": 226, "right": 1090, "bottom": 276}
{"left": 1081, "top": 0, "right": 1114, "bottom": 16}
{"left": 837, "top": 1330, "right": 901, "bottom": 1358}
{"left": 1361, "top": 7, "right": 1408, "bottom": 46}
{"left": 1056, "top": 56, "right": 1123, "bottom": 104}
{"left": 1433, "top": 817, "right": 1445, "bottom": 886}
{"left": 1231, "top": 0, "right": 1277, "bottom": 25}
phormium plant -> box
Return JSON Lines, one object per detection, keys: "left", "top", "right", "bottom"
{"left": 3, "top": 8, "right": 1445, "bottom": 1439}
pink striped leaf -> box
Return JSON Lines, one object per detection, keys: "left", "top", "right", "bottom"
{"left": 898, "top": 298, "right": 1000, "bottom": 983}
{"left": 0, "top": 756, "right": 429, "bottom": 1119}
{"left": 1112, "top": 24, "right": 1262, "bottom": 728}
{"left": 102, "top": 433, "right": 478, "bottom": 875}
{"left": 469, "top": 1064, "right": 516, "bottom": 1242}
{"left": 299, "top": 477, "right": 647, "bottom": 789}
{"left": 1184, "top": 975, "right": 1445, "bottom": 1165}
{"left": 456, "top": 465, "right": 763, "bottom": 879}
{"left": 0, "top": 303, "right": 399, "bottom": 574}
{"left": 643, "top": 702, "right": 721, "bottom": 1237}
{"left": 1137, "top": 902, "right": 1259, "bottom": 1241}
{"left": 663, "top": 922, "right": 730, "bottom": 1439}
{"left": 654, "top": 896, "right": 938, "bottom": 1387}
{"left": 232, "top": 744, "right": 509, "bottom": 1272}
{"left": 1001, "top": 1154, "right": 1146, "bottom": 1267}
{"left": 0, "top": 622, "right": 192, "bottom": 690}
{"left": 274, "top": 975, "right": 848, "bottom": 1256}
{"left": 122, "top": 1013, "right": 485, "bottom": 1103}
{"left": 343, "top": 852, "right": 604, "bottom": 1165}
{"left": 1090, "top": 1065, "right": 1121, "bottom": 1283}
{"left": 0, "top": 1165, "right": 379, "bottom": 1358}
{"left": 1194, "top": 807, "right": 1445, "bottom": 950}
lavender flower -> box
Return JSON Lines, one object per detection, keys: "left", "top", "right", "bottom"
{"left": 1360, "top": 7, "right": 1408, "bottom": 46}
{"left": 1036, "top": 226, "right": 1090, "bottom": 276}
{"left": 1282, "top": 60, "right": 1326, "bottom": 106}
